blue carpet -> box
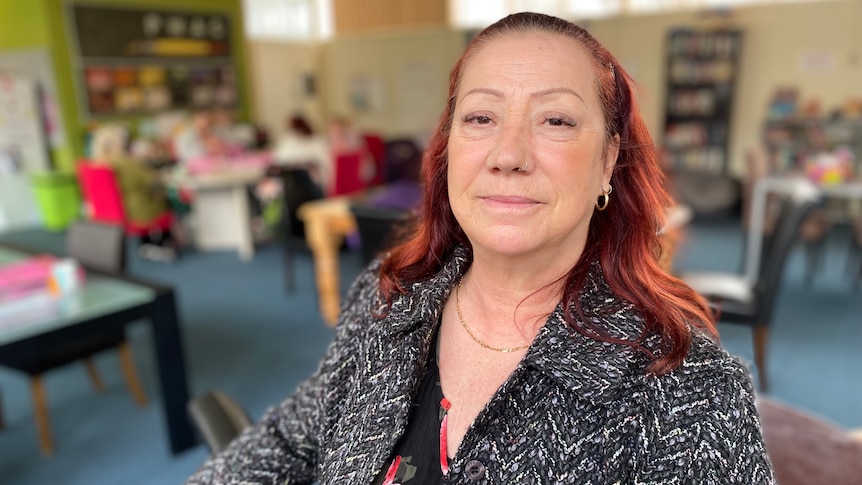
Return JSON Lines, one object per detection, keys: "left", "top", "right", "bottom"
{"left": 0, "top": 217, "right": 860, "bottom": 485}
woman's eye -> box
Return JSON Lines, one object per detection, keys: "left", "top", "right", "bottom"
{"left": 546, "top": 117, "right": 575, "bottom": 127}
{"left": 464, "top": 115, "right": 492, "bottom": 125}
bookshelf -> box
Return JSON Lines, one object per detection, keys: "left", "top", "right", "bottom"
{"left": 763, "top": 117, "right": 862, "bottom": 174}
{"left": 661, "top": 28, "right": 743, "bottom": 174}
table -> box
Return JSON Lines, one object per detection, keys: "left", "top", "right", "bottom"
{"left": 0, "top": 245, "right": 195, "bottom": 454}
{"left": 167, "top": 166, "right": 265, "bottom": 261}
{"left": 296, "top": 196, "right": 357, "bottom": 326}
{"left": 745, "top": 175, "right": 862, "bottom": 282}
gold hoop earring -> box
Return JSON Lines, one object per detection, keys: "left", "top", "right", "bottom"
{"left": 596, "top": 184, "right": 612, "bottom": 211}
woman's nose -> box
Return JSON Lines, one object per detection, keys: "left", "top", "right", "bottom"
{"left": 489, "top": 117, "right": 530, "bottom": 173}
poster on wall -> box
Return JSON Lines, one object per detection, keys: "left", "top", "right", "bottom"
{"left": 69, "top": 5, "right": 238, "bottom": 118}
{"left": 0, "top": 49, "right": 66, "bottom": 148}
{"left": 0, "top": 73, "right": 51, "bottom": 230}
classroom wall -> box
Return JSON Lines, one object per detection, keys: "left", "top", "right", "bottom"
{"left": 248, "top": 27, "right": 464, "bottom": 141}
{"left": 319, "top": 27, "right": 464, "bottom": 139}
{"left": 244, "top": 0, "right": 862, "bottom": 178}
{"left": 246, "top": 41, "right": 323, "bottom": 137}
{"left": 587, "top": 0, "right": 862, "bottom": 177}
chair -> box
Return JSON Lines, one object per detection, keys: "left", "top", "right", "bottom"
{"left": 76, "top": 162, "right": 173, "bottom": 237}
{"left": 757, "top": 395, "right": 862, "bottom": 485}
{"left": 329, "top": 151, "right": 368, "bottom": 197}
{"left": 0, "top": 220, "right": 148, "bottom": 455}
{"left": 679, "top": 196, "right": 820, "bottom": 391}
{"left": 382, "top": 138, "right": 423, "bottom": 184}
{"left": 848, "top": 215, "right": 862, "bottom": 290}
{"left": 362, "top": 133, "right": 386, "bottom": 185}
{"left": 349, "top": 203, "right": 411, "bottom": 264}
{"left": 264, "top": 166, "right": 323, "bottom": 292}
{"left": 187, "top": 390, "right": 252, "bottom": 455}
{"left": 743, "top": 146, "right": 831, "bottom": 285}
{"left": 66, "top": 219, "right": 127, "bottom": 272}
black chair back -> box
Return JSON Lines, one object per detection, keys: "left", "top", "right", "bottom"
{"left": 66, "top": 220, "right": 126, "bottom": 273}
{"left": 349, "top": 203, "right": 410, "bottom": 264}
{"left": 756, "top": 198, "right": 819, "bottom": 324}
{"left": 383, "top": 138, "right": 423, "bottom": 184}
{"left": 273, "top": 167, "right": 324, "bottom": 239}
{"left": 262, "top": 166, "right": 323, "bottom": 293}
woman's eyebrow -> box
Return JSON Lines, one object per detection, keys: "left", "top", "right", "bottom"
{"left": 531, "top": 87, "right": 585, "bottom": 106}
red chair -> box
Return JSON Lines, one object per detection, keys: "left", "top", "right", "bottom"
{"left": 362, "top": 133, "right": 386, "bottom": 185}
{"left": 76, "top": 162, "right": 173, "bottom": 236}
{"left": 329, "top": 151, "right": 367, "bottom": 197}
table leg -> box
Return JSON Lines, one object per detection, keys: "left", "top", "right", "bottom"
{"left": 149, "top": 288, "right": 196, "bottom": 454}
{"left": 304, "top": 218, "right": 344, "bottom": 326}
{"left": 232, "top": 187, "right": 254, "bottom": 261}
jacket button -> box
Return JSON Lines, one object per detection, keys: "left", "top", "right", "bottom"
{"left": 465, "top": 459, "right": 486, "bottom": 481}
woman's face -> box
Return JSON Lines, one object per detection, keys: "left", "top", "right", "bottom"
{"left": 447, "top": 32, "right": 618, "bottom": 262}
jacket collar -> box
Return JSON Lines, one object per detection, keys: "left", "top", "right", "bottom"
{"left": 380, "top": 246, "right": 649, "bottom": 405}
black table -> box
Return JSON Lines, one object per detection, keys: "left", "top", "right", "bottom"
{"left": 0, "top": 245, "right": 196, "bottom": 454}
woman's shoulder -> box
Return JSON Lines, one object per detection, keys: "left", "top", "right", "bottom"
{"left": 338, "top": 259, "right": 387, "bottom": 325}
{"left": 634, "top": 329, "right": 757, "bottom": 414}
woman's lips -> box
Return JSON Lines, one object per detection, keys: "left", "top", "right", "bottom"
{"left": 484, "top": 195, "right": 535, "bottom": 204}
{"left": 480, "top": 195, "right": 540, "bottom": 210}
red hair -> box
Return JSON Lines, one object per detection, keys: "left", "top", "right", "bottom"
{"left": 379, "top": 12, "right": 716, "bottom": 374}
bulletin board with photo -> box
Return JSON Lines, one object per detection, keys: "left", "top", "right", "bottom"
{"left": 69, "top": 4, "right": 239, "bottom": 118}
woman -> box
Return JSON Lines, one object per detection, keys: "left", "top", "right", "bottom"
{"left": 187, "top": 12, "right": 774, "bottom": 484}
{"left": 270, "top": 114, "right": 332, "bottom": 191}
{"left": 89, "top": 124, "right": 176, "bottom": 262}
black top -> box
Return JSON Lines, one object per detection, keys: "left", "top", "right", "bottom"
{"left": 372, "top": 331, "right": 449, "bottom": 484}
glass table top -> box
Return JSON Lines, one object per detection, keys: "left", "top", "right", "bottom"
{"left": 0, "top": 246, "right": 156, "bottom": 346}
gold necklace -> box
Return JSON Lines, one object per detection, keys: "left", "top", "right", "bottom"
{"left": 455, "top": 279, "right": 531, "bottom": 353}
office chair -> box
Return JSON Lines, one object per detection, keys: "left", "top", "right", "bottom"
{"left": 349, "top": 203, "right": 411, "bottom": 264}
{"left": 679, "top": 197, "right": 820, "bottom": 391}
{"left": 0, "top": 220, "right": 148, "bottom": 455}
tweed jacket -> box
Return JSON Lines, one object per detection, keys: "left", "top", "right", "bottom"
{"left": 187, "top": 247, "right": 775, "bottom": 484}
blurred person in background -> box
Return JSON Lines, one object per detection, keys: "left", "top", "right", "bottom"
{"left": 89, "top": 124, "right": 177, "bottom": 262}
{"left": 270, "top": 113, "right": 332, "bottom": 191}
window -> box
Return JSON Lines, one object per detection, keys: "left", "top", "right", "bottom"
{"left": 242, "top": 0, "right": 332, "bottom": 40}
{"left": 449, "top": 0, "right": 839, "bottom": 28}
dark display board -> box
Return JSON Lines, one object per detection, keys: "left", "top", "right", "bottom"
{"left": 69, "top": 5, "right": 238, "bottom": 117}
